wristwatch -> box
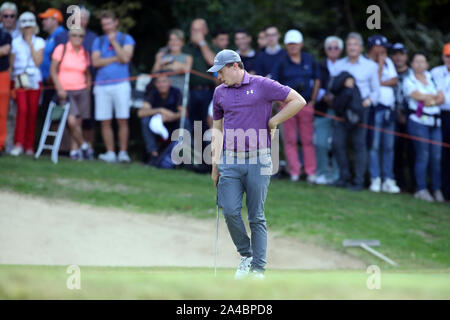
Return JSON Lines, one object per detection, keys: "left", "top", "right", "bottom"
{"left": 199, "top": 40, "right": 206, "bottom": 47}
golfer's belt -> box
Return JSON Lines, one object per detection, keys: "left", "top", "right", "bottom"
{"left": 224, "top": 148, "right": 270, "bottom": 159}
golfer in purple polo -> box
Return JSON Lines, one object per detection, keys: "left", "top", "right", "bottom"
{"left": 209, "top": 49, "right": 306, "bottom": 279}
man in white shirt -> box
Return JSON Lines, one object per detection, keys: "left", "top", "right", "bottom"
{"left": 366, "top": 35, "right": 400, "bottom": 194}
{"left": 331, "top": 32, "right": 380, "bottom": 191}
{"left": 0, "top": 2, "right": 20, "bottom": 39}
{"left": 431, "top": 43, "right": 450, "bottom": 200}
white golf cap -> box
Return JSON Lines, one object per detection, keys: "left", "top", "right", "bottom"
{"left": 18, "top": 11, "right": 37, "bottom": 28}
{"left": 284, "top": 29, "right": 303, "bottom": 44}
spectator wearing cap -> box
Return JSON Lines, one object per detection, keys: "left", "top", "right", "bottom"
{"left": 183, "top": 18, "right": 218, "bottom": 135}
{"left": 0, "top": 19, "right": 12, "bottom": 157}
{"left": 391, "top": 42, "right": 415, "bottom": 192}
{"left": 9, "top": 12, "right": 45, "bottom": 157}
{"left": 152, "top": 29, "right": 193, "bottom": 92}
{"left": 234, "top": 29, "right": 257, "bottom": 74}
{"left": 271, "top": 29, "right": 319, "bottom": 183}
{"left": 254, "top": 26, "right": 286, "bottom": 77}
{"left": 431, "top": 43, "right": 450, "bottom": 200}
{"left": 403, "top": 52, "right": 445, "bottom": 202}
{"left": 38, "top": 8, "right": 66, "bottom": 83}
{"left": 0, "top": 2, "right": 20, "bottom": 39}
{"left": 330, "top": 32, "right": 380, "bottom": 191}
{"left": 313, "top": 36, "right": 343, "bottom": 185}
{"left": 366, "top": 35, "right": 400, "bottom": 194}
{"left": 212, "top": 29, "right": 229, "bottom": 50}
{"left": 50, "top": 27, "right": 92, "bottom": 161}
{"left": 91, "top": 10, "right": 135, "bottom": 163}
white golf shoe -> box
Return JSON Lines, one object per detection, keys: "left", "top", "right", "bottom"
{"left": 250, "top": 269, "right": 265, "bottom": 280}
{"left": 234, "top": 256, "right": 252, "bottom": 280}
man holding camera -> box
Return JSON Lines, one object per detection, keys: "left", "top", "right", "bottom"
{"left": 271, "top": 29, "right": 320, "bottom": 183}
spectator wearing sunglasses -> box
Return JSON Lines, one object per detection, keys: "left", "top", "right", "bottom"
{"left": 312, "top": 36, "right": 343, "bottom": 185}
{"left": 50, "top": 27, "right": 92, "bottom": 160}
{"left": 0, "top": 2, "right": 20, "bottom": 39}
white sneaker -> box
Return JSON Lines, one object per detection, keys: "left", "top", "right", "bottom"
{"left": 98, "top": 151, "right": 117, "bottom": 163}
{"left": 414, "top": 189, "right": 434, "bottom": 202}
{"left": 234, "top": 256, "right": 252, "bottom": 280}
{"left": 315, "top": 174, "right": 328, "bottom": 185}
{"left": 118, "top": 151, "right": 131, "bottom": 163}
{"left": 10, "top": 146, "right": 23, "bottom": 157}
{"left": 290, "top": 175, "right": 299, "bottom": 182}
{"left": 306, "top": 174, "right": 317, "bottom": 184}
{"left": 382, "top": 178, "right": 400, "bottom": 194}
{"left": 250, "top": 269, "right": 265, "bottom": 280}
{"left": 369, "top": 177, "right": 381, "bottom": 192}
{"left": 433, "top": 190, "right": 445, "bottom": 203}
{"left": 149, "top": 113, "right": 169, "bottom": 140}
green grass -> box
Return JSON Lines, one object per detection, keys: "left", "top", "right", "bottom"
{"left": 0, "top": 156, "right": 449, "bottom": 270}
{"left": 1, "top": 265, "right": 449, "bottom": 299}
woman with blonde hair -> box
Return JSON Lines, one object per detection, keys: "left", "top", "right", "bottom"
{"left": 152, "top": 29, "right": 192, "bottom": 91}
{"left": 50, "top": 27, "right": 92, "bottom": 160}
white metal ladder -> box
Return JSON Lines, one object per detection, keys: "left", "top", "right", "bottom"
{"left": 34, "top": 100, "right": 70, "bottom": 164}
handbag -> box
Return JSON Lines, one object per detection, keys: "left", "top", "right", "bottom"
{"left": 14, "top": 43, "right": 38, "bottom": 89}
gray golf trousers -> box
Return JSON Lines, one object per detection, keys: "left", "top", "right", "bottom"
{"left": 217, "top": 149, "right": 272, "bottom": 271}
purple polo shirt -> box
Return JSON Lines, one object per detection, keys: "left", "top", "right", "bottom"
{"left": 213, "top": 71, "right": 291, "bottom": 152}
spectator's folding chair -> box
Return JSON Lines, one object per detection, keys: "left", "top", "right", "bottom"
{"left": 34, "top": 100, "right": 70, "bottom": 164}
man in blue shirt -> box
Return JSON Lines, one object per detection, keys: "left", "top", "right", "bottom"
{"left": 38, "top": 8, "right": 67, "bottom": 126}
{"left": 138, "top": 74, "right": 183, "bottom": 166}
{"left": 38, "top": 8, "right": 66, "bottom": 82}
{"left": 271, "top": 29, "right": 320, "bottom": 183}
{"left": 92, "top": 10, "right": 135, "bottom": 163}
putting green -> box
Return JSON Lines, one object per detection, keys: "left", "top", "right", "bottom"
{"left": 0, "top": 265, "right": 449, "bottom": 299}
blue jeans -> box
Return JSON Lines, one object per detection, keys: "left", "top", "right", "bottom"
{"left": 369, "top": 107, "right": 395, "bottom": 179}
{"left": 407, "top": 119, "right": 442, "bottom": 191}
{"left": 140, "top": 116, "right": 159, "bottom": 154}
{"left": 314, "top": 111, "right": 339, "bottom": 181}
{"left": 217, "top": 151, "right": 272, "bottom": 271}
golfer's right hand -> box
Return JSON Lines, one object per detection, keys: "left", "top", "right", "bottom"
{"left": 211, "top": 165, "right": 220, "bottom": 187}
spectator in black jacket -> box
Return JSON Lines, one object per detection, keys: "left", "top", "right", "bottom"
{"left": 330, "top": 71, "right": 365, "bottom": 188}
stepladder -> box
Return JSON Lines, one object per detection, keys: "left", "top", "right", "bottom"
{"left": 35, "top": 100, "right": 70, "bottom": 164}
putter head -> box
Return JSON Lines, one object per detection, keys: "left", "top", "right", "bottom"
{"left": 343, "top": 239, "right": 380, "bottom": 247}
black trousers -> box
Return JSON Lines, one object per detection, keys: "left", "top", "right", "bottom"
{"left": 441, "top": 111, "right": 450, "bottom": 199}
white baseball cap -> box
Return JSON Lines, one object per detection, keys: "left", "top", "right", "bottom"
{"left": 18, "top": 11, "right": 37, "bottom": 28}
{"left": 284, "top": 29, "right": 303, "bottom": 44}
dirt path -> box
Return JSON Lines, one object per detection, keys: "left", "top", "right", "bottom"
{"left": 0, "top": 191, "right": 365, "bottom": 269}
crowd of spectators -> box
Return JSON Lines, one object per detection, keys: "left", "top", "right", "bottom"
{"left": 0, "top": 2, "right": 449, "bottom": 203}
